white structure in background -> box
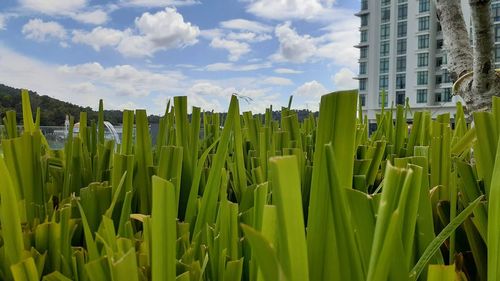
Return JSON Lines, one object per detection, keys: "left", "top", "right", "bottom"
{"left": 73, "top": 121, "right": 121, "bottom": 144}
{"left": 64, "top": 114, "right": 69, "bottom": 136}
{"left": 355, "top": 0, "right": 493, "bottom": 121}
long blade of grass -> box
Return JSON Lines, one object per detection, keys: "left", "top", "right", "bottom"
{"left": 307, "top": 90, "right": 358, "bottom": 281}
{"left": 0, "top": 158, "right": 25, "bottom": 268}
{"left": 151, "top": 176, "right": 177, "bottom": 281}
{"left": 270, "top": 156, "right": 309, "bottom": 281}
{"left": 324, "top": 143, "right": 364, "bottom": 280}
{"left": 409, "top": 195, "right": 483, "bottom": 280}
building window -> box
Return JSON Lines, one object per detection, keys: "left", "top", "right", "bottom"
{"left": 495, "top": 45, "right": 500, "bottom": 63}
{"left": 359, "top": 79, "right": 367, "bottom": 91}
{"left": 380, "top": 41, "right": 390, "bottom": 56}
{"left": 436, "top": 75, "right": 442, "bottom": 85}
{"left": 379, "top": 91, "right": 388, "bottom": 107}
{"left": 397, "top": 39, "right": 407, "bottom": 55}
{"left": 396, "top": 74, "right": 406, "bottom": 89}
{"left": 396, "top": 56, "right": 406, "bottom": 72}
{"left": 418, "top": 16, "right": 430, "bottom": 31}
{"left": 396, "top": 91, "right": 406, "bottom": 105}
{"left": 417, "top": 71, "right": 428, "bottom": 85}
{"left": 417, "top": 53, "right": 429, "bottom": 67}
{"left": 417, "top": 89, "right": 427, "bottom": 103}
{"left": 361, "top": 30, "right": 367, "bottom": 42}
{"left": 437, "top": 22, "right": 442, "bottom": 32}
{"left": 379, "top": 75, "right": 388, "bottom": 89}
{"left": 443, "top": 69, "right": 452, "bottom": 83}
{"left": 436, "top": 39, "right": 443, "bottom": 49}
{"left": 360, "top": 94, "right": 366, "bottom": 106}
{"left": 397, "top": 21, "right": 407, "bottom": 37}
{"left": 418, "top": 34, "right": 430, "bottom": 49}
{"left": 381, "top": 24, "right": 390, "bottom": 40}
{"left": 359, "top": 62, "right": 367, "bottom": 75}
{"left": 495, "top": 25, "right": 500, "bottom": 42}
{"left": 398, "top": 4, "right": 408, "bottom": 20}
{"left": 382, "top": 0, "right": 391, "bottom": 6}
{"left": 436, "top": 57, "right": 443, "bottom": 67}
{"left": 361, "top": 15, "right": 368, "bottom": 26}
{"left": 493, "top": 3, "right": 500, "bottom": 22}
{"left": 443, "top": 88, "right": 452, "bottom": 102}
{"left": 361, "top": 0, "right": 368, "bottom": 10}
{"left": 435, "top": 92, "right": 442, "bottom": 102}
{"left": 360, "top": 46, "right": 368, "bottom": 58}
{"left": 381, "top": 7, "right": 391, "bottom": 22}
{"left": 419, "top": 0, "right": 430, "bottom": 13}
{"left": 380, "top": 58, "right": 389, "bottom": 74}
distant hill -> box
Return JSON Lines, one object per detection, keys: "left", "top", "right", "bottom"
{"left": 0, "top": 84, "right": 136, "bottom": 126}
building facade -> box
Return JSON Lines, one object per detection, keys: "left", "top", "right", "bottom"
{"left": 355, "top": 0, "right": 490, "bottom": 120}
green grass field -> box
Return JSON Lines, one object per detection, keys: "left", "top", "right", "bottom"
{"left": 0, "top": 89, "right": 494, "bottom": 281}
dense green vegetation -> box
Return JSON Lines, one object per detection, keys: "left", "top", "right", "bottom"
{"left": 0, "top": 89, "right": 494, "bottom": 281}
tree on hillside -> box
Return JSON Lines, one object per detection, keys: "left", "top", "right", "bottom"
{"left": 436, "top": 0, "right": 500, "bottom": 113}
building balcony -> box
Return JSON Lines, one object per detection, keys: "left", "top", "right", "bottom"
{"left": 354, "top": 42, "right": 369, "bottom": 48}
{"left": 355, "top": 10, "right": 369, "bottom": 17}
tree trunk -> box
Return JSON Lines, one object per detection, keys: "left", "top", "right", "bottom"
{"left": 469, "top": 0, "right": 500, "bottom": 111}
{"left": 435, "top": 0, "right": 500, "bottom": 112}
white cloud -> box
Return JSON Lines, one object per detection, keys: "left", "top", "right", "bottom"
{"left": 293, "top": 80, "right": 328, "bottom": 97}
{"left": 120, "top": 0, "right": 198, "bottom": 7}
{"left": 220, "top": 19, "right": 272, "bottom": 33}
{"left": 204, "top": 20, "right": 272, "bottom": 61}
{"left": 273, "top": 22, "right": 316, "bottom": 63}
{"left": 118, "top": 8, "right": 199, "bottom": 57}
{"left": 70, "top": 9, "right": 108, "bottom": 25}
{"left": 203, "top": 62, "right": 272, "bottom": 72}
{"left": 210, "top": 38, "right": 250, "bottom": 61}
{"left": 72, "top": 27, "right": 124, "bottom": 51}
{"left": 332, "top": 68, "right": 357, "bottom": 90}
{"left": 0, "top": 44, "right": 187, "bottom": 112}
{"left": 0, "top": 14, "right": 7, "bottom": 30}
{"left": 72, "top": 8, "right": 200, "bottom": 57}
{"left": 262, "top": 76, "right": 294, "bottom": 86}
{"left": 70, "top": 82, "right": 97, "bottom": 94}
{"left": 22, "top": 19, "right": 67, "bottom": 42}
{"left": 270, "top": 18, "right": 358, "bottom": 69}
{"left": 58, "top": 62, "right": 185, "bottom": 98}
{"left": 274, "top": 68, "right": 303, "bottom": 74}
{"left": 19, "top": 0, "right": 109, "bottom": 25}
{"left": 117, "top": 101, "right": 139, "bottom": 110}
{"left": 226, "top": 32, "right": 271, "bottom": 42}
{"left": 134, "top": 8, "right": 198, "bottom": 44}
{"left": 246, "top": 0, "right": 336, "bottom": 20}
{"left": 20, "top": 0, "right": 87, "bottom": 15}
{"left": 200, "top": 28, "right": 223, "bottom": 40}
{"left": 315, "top": 17, "right": 359, "bottom": 69}
{"left": 291, "top": 80, "right": 331, "bottom": 111}
{"left": 185, "top": 81, "right": 278, "bottom": 112}
{"left": 0, "top": 44, "right": 104, "bottom": 108}
{"left": 0, "top": 44, "right": 283, "bottom": 115}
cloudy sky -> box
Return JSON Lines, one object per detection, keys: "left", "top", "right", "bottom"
{"left": 0, "top": 0, "right": 359, "bottom": 114}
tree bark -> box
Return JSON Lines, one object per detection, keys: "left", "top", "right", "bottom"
{"left": 435, "top": 0, "right": 473, "bottom": 80}
{"left": 435, "top": 0, "right": 500, "bottom": 112}
{"left": 469, "top": 0, "right": 500, "bottom": 111}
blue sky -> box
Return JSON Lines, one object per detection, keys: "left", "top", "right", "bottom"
{"left": 0, "top": 0, "right": 359, "bottom": 114}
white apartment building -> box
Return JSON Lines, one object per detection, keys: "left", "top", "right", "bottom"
{"left": 355, "top": 0, "right": 500, "bottom": 121}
